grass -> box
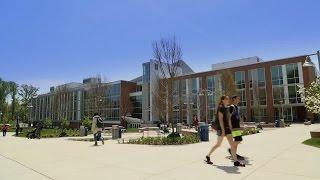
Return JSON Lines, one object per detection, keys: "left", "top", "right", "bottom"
{"left": 15, "top": 127, "right": 83, "bottom": 138}
{"left": 303, "top": 138, "right": 320, "bottom": 148}
{"left": 126, "top": 128, "right": 140, "bottom": 133}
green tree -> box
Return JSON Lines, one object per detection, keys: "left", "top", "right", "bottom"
{"left": 8, "top": 81, "right": 18, "bottom": 120}
{"left": 0, "top": 78, "right": 10, "bottom": 121}
{"left": 44, "top": 118, "right": 53, "bottom": 129}
{"left": 82, "top": 116, "right": 92, "bottom": 130}
{"left": 61, "top": 118, "right": 70, "bottom": 132}
{"left": 18, "top": 84, "right": 39, "bottom": 123}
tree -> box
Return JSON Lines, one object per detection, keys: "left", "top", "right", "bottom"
{"left": 44, "top": 118, "right": 53, "bottom": 128}
{"left": 298, "top": 77, "right": 320, "bottom": 114}
{"left": 153, "top": 36, "right": 183, "bottom": 134}
{"left": 8, "top": 81, "right": 18, "bottom": 120}
{"left": 61, "top": 118, "right": 70, "bottom": 132}
{"left": 0, "top": 79, "right": 10, "bottom": 122}
{"left": 19, "top": 84, "right": 39, "bottom": 106}
{"left": 18, "top": 84, "right": 39, "bottom": 123}
{"left": 219, "top": 69, "right": 237, "bottom": 97}
{"left": 82, "top": 116, "right": 92, "bottom": 130}
{"left": 84, "top": 75, "right": 108, "bottom": 117}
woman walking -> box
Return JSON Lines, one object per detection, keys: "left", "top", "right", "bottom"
{"left": 205, "top": 95, "right": 245, "bottom": 167}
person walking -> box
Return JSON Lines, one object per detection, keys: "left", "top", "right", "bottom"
{"left": 92, "top": 113, "right": 104, "bottom": 146}
{"left": 228, "top": 95, "right": 245, "bottom": 160}
{"left": 2, "top": 124, "right": 8, "bottom": 136}
{"left": 15, "top": 116, "right": 20, "bottom": 136}
{"left": 205, "top": 95, "right": 245, "bottom": 167}
{"left": 193, "top": 115, "right": 199, "bottom": 131}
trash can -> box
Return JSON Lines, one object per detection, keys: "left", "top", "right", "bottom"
{"left": 176, "top": 123, "right": 182, "bottom": 134}
{"left": 275, "top": 120, "right": 280, "bottom": 127}
{"left": 118, "top": 127, "right": 122, "bottom": 139}
{"left": 84, "top": 127, "right": 88, "bottom": 136}
{"left": 112, "top": 125, "right": 120, "bottom": 139}
{"left": 80, "top": 126, "right": 85, "bottom": 136}
{"left": 198, "top": 123, "right": 209, "bottom": 141}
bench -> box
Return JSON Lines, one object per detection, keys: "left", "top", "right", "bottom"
{"left": 139, "top": 127, "right": 161, "bottom": 137}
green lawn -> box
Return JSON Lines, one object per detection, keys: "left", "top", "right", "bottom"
{"left": 14, "top": 128, "right": 83, "bottom": 138}
{"left": 303, "top": 138, "right": 320, "bottom": 148}
{"left": 126, "top": 128, "right": 140, "bottom": 133}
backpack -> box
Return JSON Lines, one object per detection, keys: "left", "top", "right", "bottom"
{"left": 96, "top": 117, "right": 103, "bottom": 128}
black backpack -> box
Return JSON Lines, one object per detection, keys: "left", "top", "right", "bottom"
{"left": 96, "top": 117, "right": 103, "bottom": 128}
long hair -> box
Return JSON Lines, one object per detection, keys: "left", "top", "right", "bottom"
{"left": 216, "top": 95, "right": 229, "bottom": 117}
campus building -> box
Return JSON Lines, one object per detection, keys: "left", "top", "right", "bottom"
{"left": 31, "top": 78, "right": 141, "bottom": 127}
{"left": 164, "top": 55, "right": 317, "bottom": 124}
{"left": 31, "top": 54, "right": 317, "bottom": 127}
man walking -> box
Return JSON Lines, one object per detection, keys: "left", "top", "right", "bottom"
{"left": 15, "top": 116, "right": 20, "bottom": 136}
{"left": 92, "top": 113, "right": 104, "bottom": 146}
{"left": 229, "top": 95, "right": 245, "bottom": 160}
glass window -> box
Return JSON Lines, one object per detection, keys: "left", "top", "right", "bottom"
{"left": 288, "top": 85, "right": 301, "bottom": 103}
{"left": 286, "top": 64, "right": 299, "bottom": 84}
{"left": 272, "top": 86, "right": 284, "bottom": 104}
{"left": 235, "top": 71, "right": 245, "bottom": 89}
{"left": 271, "top": 66, "right": 283, "bottom": 85}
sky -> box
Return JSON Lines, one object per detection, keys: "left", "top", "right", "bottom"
{"left": 0, "top": 0, "right": 319, "bottom": 93}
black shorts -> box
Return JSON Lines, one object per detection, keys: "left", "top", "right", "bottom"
{"left": 216, "top": 128, "right": 231, "bottom": 136}
{"left": 234, "top": 136, "right": 243, "bottom": 142}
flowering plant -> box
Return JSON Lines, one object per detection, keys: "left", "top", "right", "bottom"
{"left": 298, "top": 77, "right": 320, "bottom": 114}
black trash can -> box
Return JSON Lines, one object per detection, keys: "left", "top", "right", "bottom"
{"left": 198, "top": 123, "right": 209, "bottom": 141}
{"left": 84, "top": 127, "right": 88, "bottom": 136}
{"left": 119, "top": 128, "right": 122, "bottom": 139}
{"left": 275, "top": 120, "right": 280, "bottom": 127}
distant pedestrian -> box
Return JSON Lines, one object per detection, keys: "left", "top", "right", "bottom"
{"left": 92, "top": 113, "right": 104, "bottom": 146}
{"left": 36, "top": 121, "right": 43, "bottom": 139}
{"left": 193, "top": 115, "right": 199, "bottom": 131}
{"left": 2, "top": 124, "right": 8, "bottom": 136}
{"left": 15, "top": 116, "right": 20, "bottom": 136}
{"left": 205, "top": 95, "right": 245, "bottom": 167}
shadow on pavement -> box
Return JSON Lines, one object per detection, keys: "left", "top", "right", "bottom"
{"left": 213, "top": 165, "right": 240, "bottom": 174}
{"left": 226, "top": 156, "right": 253, "bottom": 166}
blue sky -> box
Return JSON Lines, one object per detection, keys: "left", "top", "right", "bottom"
{"left": 0, "top": 0, "right": 319, "bottom": 93}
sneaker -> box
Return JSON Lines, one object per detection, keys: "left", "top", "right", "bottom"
{"left": 234, "top": 161, "right": 245, "bottom": 167}
{"left": 237, "top": 154, "right": 245, "bottom": 160}
{"left": 205, "top": 156, "right": 213, "bottom": 165}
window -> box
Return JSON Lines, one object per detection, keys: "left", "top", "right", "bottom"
{"left": 272, "top": 86, "right": 284, "bottom": 104}
{"left": 286, "top": 64, "right": 299, "bottom": 84}
{"left": 235, "top": 71, "right": 245, "bottom": 89}
{"left": 249, "top": 68, "right": 266, "bottom": 106}
{"left": 288, "top": 85, "right": 301, "bottom": 103}
{"left": 271, "top": 66, "right": 283, "bottom": 85}
{"left": 235, "top": 71, "right": 246, "bottom": 106}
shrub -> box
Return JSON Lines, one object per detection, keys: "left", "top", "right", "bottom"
{"left": 43, "top": 118, "right": 53, "bottom": 128}
{"left": 128, "top": 133, "right": 200, "bottom": 145}
{"left": 82, "top": 116, "right": 92, "bottom": 130}
{"left": 61, "top": 118, "right": 70, "bottom": 131}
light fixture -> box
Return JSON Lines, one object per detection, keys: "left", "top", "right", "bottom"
{"left": 303, "top": 56, "right": 315, "bottom": 67}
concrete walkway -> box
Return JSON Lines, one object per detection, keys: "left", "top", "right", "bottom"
{"left": 0, "top": 124, "right": 319, "bottom": 180}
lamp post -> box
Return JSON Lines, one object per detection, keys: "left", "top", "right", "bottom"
{"left": 199, "top": 89, "right": 213, "bottom": 124}
{"left": 302, "top": 51, "right": 320, "bottom": 71}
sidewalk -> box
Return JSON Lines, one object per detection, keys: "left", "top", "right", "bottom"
{"left": 0, "top": 124, "right": 319, "bottom": 180}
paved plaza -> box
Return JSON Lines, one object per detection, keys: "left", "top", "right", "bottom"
{"left": 0, "top": 124, "right": 319, "bottom": 180}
